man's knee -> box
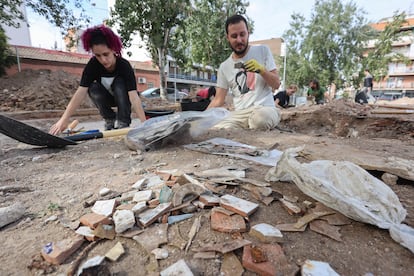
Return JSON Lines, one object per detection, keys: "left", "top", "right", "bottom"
{"left": 249, "top": 107, "right": 280, "bottom": 130}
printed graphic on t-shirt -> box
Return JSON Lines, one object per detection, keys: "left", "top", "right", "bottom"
{"left": 234, "top": 70, "right": 256, "bottom": 96}
{"left": 101, "top": 77, "right": 115, "bottom": 95}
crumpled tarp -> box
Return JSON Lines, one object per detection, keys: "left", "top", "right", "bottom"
{"left": 265, "top": 146, "right": 414, "bottom": 254}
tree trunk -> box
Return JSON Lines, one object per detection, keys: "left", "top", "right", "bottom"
{"left": 158, "top": 47, "right": 167, "bottom": 100}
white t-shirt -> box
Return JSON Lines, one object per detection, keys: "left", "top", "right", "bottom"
{"left": 217, "top": 45, "right": 277, "bottom": 110}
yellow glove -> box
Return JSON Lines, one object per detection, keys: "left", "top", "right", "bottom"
{"left": 244, "top": 59, "right": 265, "bottom": 74}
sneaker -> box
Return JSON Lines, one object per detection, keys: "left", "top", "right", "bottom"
{"left": 116, "top": 121, "right": 130, "bottom": 129}
{"left": 105, "top": 119, "right": 115, "bottom": 130}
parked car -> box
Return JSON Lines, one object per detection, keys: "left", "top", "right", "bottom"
{"left": 140, "top": 87, "right": 188, "bottom": 102}
{"left": 372, "top": 90, "right": 403, "bottom": 101}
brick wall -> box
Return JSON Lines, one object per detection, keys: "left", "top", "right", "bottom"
{"left": 6, "top": 45, "right": 160, "bottom": 92}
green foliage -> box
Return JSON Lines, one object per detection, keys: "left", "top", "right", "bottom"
{"left": 0, "top": 26, "right": 16, "bottom": 76}
{"left": 109, "top": 0, "right": 190, "bottom": 98}
{"left": 171, "top": 0, "right": 251, "bottom": 71}
{"left": 47, "top": 202, "right": 61, "bottom": 213}
{"left": 363, "top": 12, "right": 410, "bottom": 82}
{"left": 282, "top": 0, "right": 374, "bottom": 89}
{"left": 1, "top": 0, "right": 91, "bottom": 32}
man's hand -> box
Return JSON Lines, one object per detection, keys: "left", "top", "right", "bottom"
{"left": 244, "top": 59, "right": 265, "bottom": 74}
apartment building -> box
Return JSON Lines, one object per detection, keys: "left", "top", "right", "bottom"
{"left": 368, "top": 16, "right": 414, "bottom": 97}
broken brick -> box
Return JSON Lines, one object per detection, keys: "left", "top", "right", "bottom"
{"left": 79, "top": 213, "right": 111, "bottom": 229}
{"left": 210, "top": 208, "right": 246, "bottom": 233}
{"left": 41, "top": 235, "right": 84, "bottom": 265}
{"left": 242, "top": 244, "right": 298, "bottom": 276}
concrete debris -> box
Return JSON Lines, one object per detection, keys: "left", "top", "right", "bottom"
{"left": 113, "top": 210, "right": 135, "bottom": 233}
{"left": 172, "top": 183, "right": 205, "bottom": 207}
{"left": 220, "top": 194, "right": 259, "bottom": 217}
{"left": 76, "top": 255, "right": 106, "bottom": 276}
{"left": 160, "top": 259, "right": 194, "bottom": 276}
{"left": 151, "top": 248, "right": 169, "bottom": 260}
{"left": 301, "top": 259, "right": 340, "bottom": 276}
{"left": 93, "top": 224, "right": 116, "bottom": 240}
{"left": 91, "top": 199, "right": 116, "bottom": 217}
{"left": 221, "top": 252, "right": 244, "bottom": 276}
{"left": 75, "top": 226, "right": 97, "bottom": 241}
{"left": 249, "top": 223, "right": 283, "bottom": 243}
{"left": 99, "top": 188, "right": 111, "bottom": 197}
{"left": 133, "top": 223, "right": 169, "bottom": 253}
{"left": 0, "top": 202, "right": 26, "bottom": 228}
{"left": 137, "top": 202, "right": 172, "bottom": 227}
{"left": 105, "top": 242, "right": 125, "bottom": 261}
{"left": 132, "top": 190, "right": 153, "bottom": 203}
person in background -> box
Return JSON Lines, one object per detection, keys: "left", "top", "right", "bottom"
{"left": 49, "top": 25, "right": 146, "bottom": 135}
{"left": 363, "top": 69, "right": 373, "bottom": 95}
{"left": 274, "top": 84, "right": 298, "bottom": 108}
{"left": 307, "top": 79, "right": 326, "bottom": 105}
{"left": 207, "top": 14, "right": 281, "bottom": 130}
{"left": 327, "top": 82, "right": 336, "bottom": 102}
{"left": 196, "top": 86, "right": 216, "bottom": 101}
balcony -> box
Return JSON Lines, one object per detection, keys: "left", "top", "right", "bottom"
{"left": 167, "top": 73, "right": 216, "bottom": 86}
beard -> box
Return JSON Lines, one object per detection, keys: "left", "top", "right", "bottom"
{"left": 231, "top": 41, "right": 249, "bottom": 56}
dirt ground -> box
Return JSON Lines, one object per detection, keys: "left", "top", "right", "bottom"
{"left": 0, "top": 70, "right": 413, "bottom": 276}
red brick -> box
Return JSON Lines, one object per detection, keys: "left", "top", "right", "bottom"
{"left": 210, "top": 209, "right": 246, "bottom": 233}
{"left": 79, "top": 213, "right": 111, "bottom": 229}
{"left": 41, "top": 235, "right": 84, "bottom": 265}
{"left": 156, "top": 171, "right": 171, "bottom": 181}
{"left": 242, "top": 244, "right": 298, "bottom": 276}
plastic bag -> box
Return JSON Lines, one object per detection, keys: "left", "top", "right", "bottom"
{"left": 125, "top": 108, "right": 229, "bottom": 151}
{"left": 265, "top": 146, "right": 414, "bottom": 253}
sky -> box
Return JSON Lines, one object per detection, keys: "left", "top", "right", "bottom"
{"left": 28, "top": 1, "right": 109, "bottom": 50}
{"left": 27, "top": 0, "right": 414, "bottom": 59}
{"left": 247, "top": 0, "right": 414, "bottom": 41}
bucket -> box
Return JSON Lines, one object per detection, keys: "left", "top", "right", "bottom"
{"left": 144, "top": 109, "right": 175, "bottom": 119}
{"left": 295, "top": 96, "right": 307, "bottom": 106}
{"left": 181, "top": 100, "right": 210, "bottom": 111}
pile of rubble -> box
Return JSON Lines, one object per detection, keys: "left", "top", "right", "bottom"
{"left": 21, "top": 161, "right": 360, "bottom": 275}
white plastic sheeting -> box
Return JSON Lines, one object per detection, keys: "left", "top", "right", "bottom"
{"left": 265, "top": 146, "right": 414, "bottom": 254}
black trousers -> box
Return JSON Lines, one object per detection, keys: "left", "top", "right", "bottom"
{"left": 88, "top": 77, "right": 131, "bottom": 125}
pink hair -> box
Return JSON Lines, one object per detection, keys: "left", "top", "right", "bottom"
{"left": 81, "top": 25, "right": 123, "bottom": 56}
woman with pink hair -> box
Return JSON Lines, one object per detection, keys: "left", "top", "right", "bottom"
{"left": 49, "top": 25, "right": 146, "bottom": 134}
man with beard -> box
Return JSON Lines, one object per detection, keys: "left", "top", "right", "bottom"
{"left": 207, "top": 14, "right": 281, "bottom": 130}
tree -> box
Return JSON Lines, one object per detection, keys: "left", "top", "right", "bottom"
{"left": 282, "top": 0, "right": 373, "bottom": 90}
{"left": 171, "top": 0, "right": 251, "bottom": 71}
{"left": 1, "top": 0, "right": 91, "bottom": 30}
{"left": 109, "top": 0, "right": 190, "bottom": 100}
{"left": 363, "top": 12, "right": 410, "bottom": 87}
{"left": 1, "top": 0, "right": 92, "bottom": 74}
{"left": 0, "top": 26, "right": 15, "bottom": 76}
